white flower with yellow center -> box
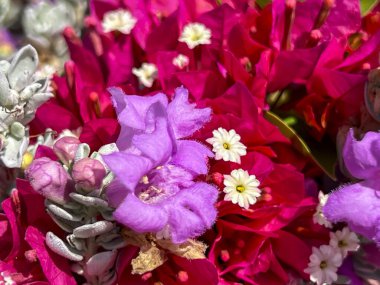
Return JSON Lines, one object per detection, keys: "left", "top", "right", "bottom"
{"left": 172, "top": 54, "right": 189, "bottom": 69}
{"left": 313, "top": 191, "right": 332, "bottom": 228}
{"left": 132, "top": 63, "right": 157, "bottom": 88}
{"left": 329, "top": 227, "right": 360, "bottom": 257}
{"left": 179, "top": 22, "right": 211, "bottom": 49}
{"left": 206, "top": 128, "right": 247, "bottom": 164}
{"left": 223, "top": 169, "right": 261, "bottom": 209}
{"left": 102, "top": 9, "right": 137, "bottom": 34}
{"left": 304, "top": 245, "right": 343, "bottom": 285}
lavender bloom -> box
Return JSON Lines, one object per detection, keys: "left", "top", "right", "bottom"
{"left": 102, "top": 87, "right": 217, "bottom": 244}
{"left": 25, "top": 157, "right": 71, "bottom": 204}
{"left": 323, "top": 129, "right": 380, "bottom": 244}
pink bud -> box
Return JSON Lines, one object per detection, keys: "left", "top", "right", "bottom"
{"left": 72, "top": 158, "right": 106, "bottom": 192}
{"left": 53, "top": 137, "right": 81, "bottom": 165}
{"left": 26, "top": 157, "right": 70, "bottom": 204}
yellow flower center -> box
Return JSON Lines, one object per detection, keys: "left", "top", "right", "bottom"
{"left": 319, "top": 261, "right": 328, "bottom": 269}
{"left": 236, "top": 185, "right": 245, "bottom": 193}
{"left": 338, "top": 240, "right": 347, "bottom": 248}
{"left": 223, "top": 143, "right": 230, "bottom": 150}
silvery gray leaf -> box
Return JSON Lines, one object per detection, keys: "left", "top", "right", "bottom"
{"left": 99, "top": 209, "right": 115, "bottom": 221}
{"left": 62, "top": 201, "right": 82, "bottom": 210}
{"left": 0, "top": 61, "right": 10, "bottom": 74}
{"left": 71, "top": 263, "right": 84, "bottom": 275}
{"left": 9, "top": 122, "right": 25, "bottom": 140}
{"left": 45, "top": 200, "right": 84, "bottom": 222}
{"left": 67, "top": 234, "right": 86, "bottom": 251}
{"left": 46, "top": 209, "right": 77, "bottom": 233}
{"left": 69, "top": 193, "right": 109, "bottom": 208}
{"left": 73, "top": 221, "right": 114, "bottom": 238}
{"left": 85, "top": 250, "right": 117, "bottom": 277}
{"left": 100, "top": 237, "right": 127, "bottom": 251}
{"left": 0, "top": 133, "right": 29, "bottom": 168}
{"left": 45, "top": 231, "right": 83, "bottom": 261}
{"left": 0, "top": 72, "right": 11, "bottom": 107}
{"left": 7, "top": 45, "right": 38, "bottom": 91}
{"left": 19, "top": 82, "right": 42, "bottom": 101}
{"left": 74, "top": 143, "right": 90, "bottom": 162}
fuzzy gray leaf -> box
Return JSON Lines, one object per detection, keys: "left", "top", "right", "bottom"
{"left": 85, "top": 250, "right": 117, "bottom": 277}
{"left": 73, "top": 221, "right": 114, "bottom": 238}
{"left": 69, "top": 193, "right": 109, "bottom": 208}
{"left": 7, "top": 45, "right": 38, "bottom": 91}
{"left": 45, "top": 200, "right": 84, "bottom": 222}
{"left": 45, "top": 231, "right": 83, "bottom": 261}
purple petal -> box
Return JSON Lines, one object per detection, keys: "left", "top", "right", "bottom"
{"left": 168, "top": 182, "right": 218, "bottom": 243}
{"left": 132, "top": 116, "right": 174, "bottom": 166}
{"left": 171, "top": 140, "right": 213, "bottom": 175}
{"left": 167, "top": 87, "right": 211, "bottom": 139}
{"left": 113, "top": 194, "right": 168, "bottom": 233}
{"left": 343, "top": 128, "right": 380, "bottom": 179}
{"left": 108, "top": 87, "right": 168, "bottom": 131}
{"left": 323, "top": 179, "right": 380, "bottom": 244}
{"left": 102, "top": 152, "right": 152, "bottom": 192}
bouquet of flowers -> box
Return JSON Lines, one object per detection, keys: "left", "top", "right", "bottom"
{"left": 1, "top": 0, "right": 380, "bottom": 284}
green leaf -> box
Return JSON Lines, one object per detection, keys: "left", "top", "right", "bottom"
{"left": 256, "top": 0, "right": 272, "bottom": 9}
{"left": 264, "top": 111, "right": 337, "bottom": 180}
{"left": 360, "top": 0, "right": 379, "bottom": 16}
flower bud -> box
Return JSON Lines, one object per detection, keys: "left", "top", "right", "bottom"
{"left": 72, "top": 158, "right": 106, "bottom": 192}
{"left": 53, "top": 136, "right": 80, "bottom": 165}
{"left": 26, "top": 157, "right": 70, "bottom": 204}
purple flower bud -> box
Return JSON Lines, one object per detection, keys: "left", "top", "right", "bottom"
{"left": 71, "top": 158, "right": 106, "bottom": 192}
{"left": 26, "top": 157, "right": 70, "bottom": 204}
{"left": 53, "top": 137, "right": 81, "bottom": 165}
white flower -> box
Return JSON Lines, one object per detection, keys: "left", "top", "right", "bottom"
{"left": 206, "top": 128, "right": 247, "bottom": 164}
{"left": 172, "top": 54, "right": 189, "bottom": 69}
{"left": 313, "top": 191, "right": 332, "bottom": 228}
{"left": 132, "top": 63, "right": 157, "bottom": 88}
{"left": 329, "top": 227, "right": 360, "bottom": 257}
{"left": 223, "top": 169, "right": 261, "bottom": 209}
{"left": 304, "top": 245, "right": 343, "bottom": 285}
{"left": 0, "top": 271, "right": 16, "bottom": 285}
{"left": 102, "top": 9, "right": 137, "bottom": 34}
{"left": 179, "top": 22, "right": 211, "bottom": 49}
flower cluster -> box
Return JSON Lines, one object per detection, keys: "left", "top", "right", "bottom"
{"left": 0, "top": 0, "right": 380, "bottom": 284}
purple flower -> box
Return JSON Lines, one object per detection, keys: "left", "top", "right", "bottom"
{"left": 102, "top": 87, "right": 217, "bottom": 243}
{"left": 25, "top": 157, "right": 71, "bottom": 204}
{"left": 323, "top": 129, "right": 380, "bottom": 244}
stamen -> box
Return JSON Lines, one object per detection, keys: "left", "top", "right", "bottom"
{"left": 89, "top": 92, "right": 101, "bottom": 118}
{"left": 313, "top": 0, "right": 335, "bottom": 30}
{"left": 282, "top": 0, "right": 296, "bottom": 50}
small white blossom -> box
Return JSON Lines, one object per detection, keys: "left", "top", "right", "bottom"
{"left": 172, "top": 54, "right": 189, "bottom": 69}
{"left": 329, "top": 227, "right": 360, "bottom": 257}
{"left": 179, "top": 22, "right": 211, "bottom": 49}
{"left": 0, "top": 271, "right": 16, "bottom": 285}
{"left": 223, "top": 169, "right": 261, "bottom": 209}
{"left": 102, "top": 9, "right": 137, "bottom": 34}
{"left": 206, "top": 128, "right": 246, "bottom": 164}
{"left": 313, "top": 191, "right": 332, "bottom": 228}
{"left": 304, "top": 245, "right": 343, "bottom": 285}
{"left": 132, "top": 63, "right": 157, "bottom": 88}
